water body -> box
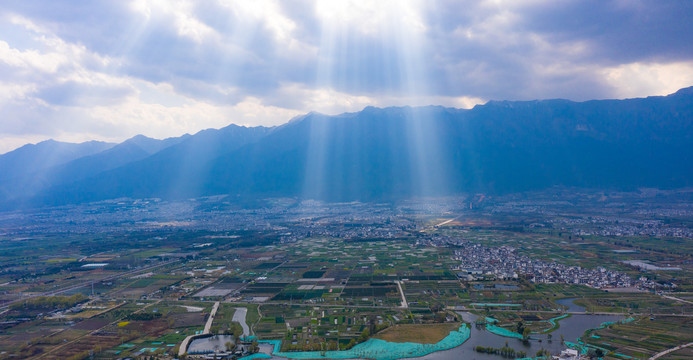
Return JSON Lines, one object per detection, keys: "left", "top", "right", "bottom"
{"left": 260, "top": 300, "right": 620, "bottom": 360}
{"left": 556, "top": 298, "right": 585, "bottom": 313}
{"left": 417, "top": 309, "right": 621, "bottom": 360}
{"left": 234, "top": 307, "right": 250, "bottom": 337}
{"left": 187, "top": 335, "right": 235, "bottom": 354}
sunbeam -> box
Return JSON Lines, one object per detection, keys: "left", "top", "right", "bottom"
{"left": 301, "top": 0, "right": 453, "bottom": 203}
{"left": 0, "top": 2, "right": 692, "bottom": 359}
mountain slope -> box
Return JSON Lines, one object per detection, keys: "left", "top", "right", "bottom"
{"left": 0, "top": 135, "right": 192, "bottom": 202}
{"left": 28, "top": 123, "right": 272, "bottom": 206}
{"left": 0, "top": 140, "right": 114, "bottom": 179}
{"left": 197, "top": 91, "right": 693, "bottom": 201}
{"left": 16, "top": 87, "right": 693, "bottom": 207}
{"left": 0, "top": 140, "right": 115, "bottom": 200}
{"left": 44, "top": 134, "right": 191, "bottom": 188}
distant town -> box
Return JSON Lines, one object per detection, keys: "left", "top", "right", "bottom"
{"left": 0, "top": 189, "right": 691, "bottom": 359}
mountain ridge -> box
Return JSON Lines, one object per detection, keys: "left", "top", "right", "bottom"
{"left": 2, "top": 86, "right": 692, "bottom": 209}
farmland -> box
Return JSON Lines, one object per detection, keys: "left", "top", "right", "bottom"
{"left": 0, "top": 190, "right": 691, "bottom": 359}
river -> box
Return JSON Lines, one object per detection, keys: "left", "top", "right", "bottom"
{"left": 256, "top": 299, "right": 623, "bottom": 360}
{"left": 417, "top": 299, "right": 622, "bottom": 359}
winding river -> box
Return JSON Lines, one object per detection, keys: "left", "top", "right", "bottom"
{"left": 417, "top": 299, "right": 622, "bottom": 359}
{"left": 249, "top": 299, "right": 623, "bottom": 360}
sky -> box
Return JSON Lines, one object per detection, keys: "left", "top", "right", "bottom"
{"left": 1, "top": 0, "right": 693, "bottom": 154}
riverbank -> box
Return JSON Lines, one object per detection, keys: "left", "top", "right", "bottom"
{"left": 254, "top": 324, "right": 471, "bottom": 360}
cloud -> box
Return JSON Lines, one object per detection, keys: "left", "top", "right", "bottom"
{"left": 517, "top": 0, "right": 693, "bottom": 64}
{"left": 602, "top": 61, "right": 693, "bottom": 98}
{"left": 35, "top": 80, "right": 134, "bottom": 106}
{"left": 0, "top": 0, "right": 692, "bottom": 153}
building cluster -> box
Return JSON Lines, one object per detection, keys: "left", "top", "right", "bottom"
{"left": 442, "top": 237, "right": 662, "bottom": 290}
{"left": 554, "top": 216, "right": 693, "bottom": 238}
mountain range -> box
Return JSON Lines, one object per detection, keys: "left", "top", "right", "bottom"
{"left": 2, "top": 87, "right": 692, "bottom": 209}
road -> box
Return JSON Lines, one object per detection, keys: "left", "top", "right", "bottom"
{"left": 35, "top": 300, "right": 161, "bottom": 360}
{"left": 479, "top": 308, "right": 693, "bottom": 317}
{"left": 179, "top": 301, "right": 220, "bottom": 356}
{"left": 227, "top": 301, "right": 431, "bottom": 310}
{"left": 203, "top": 301, "right": 220, "bottom": 334}
{"left": 1, "top": 260, "right": 178, "bottom": 310}
{"left": 434, "top": 215, "right": 463, "bottom": 228}
{"left": 649, "top": 341, "right": 693, "bottom": 360}
{"left": 662, "top": 295, "right": 693, "bottom": 305}
{"left": 395, "top": 280, "right": 408, "bottom": 308}
{"left": 221, "top": 260, "right": 287, "bottom": 302}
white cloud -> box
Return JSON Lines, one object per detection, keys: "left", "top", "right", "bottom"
{"left": 0, "top": 40, "right": 66, "bottom": 73}
{"left": 602, "top": 61, "right": 693, "bottom": 98}
{"left": 0, "top": 0, "right": 692, "bottom": 153}
{"left": 62, "top": 92, "right": 303, "bottom": 140}
{"left": 316, "top": 0, "right": 426, "bottom": 36}
{"left": 130, "top": 0, "right": 218, "bottom": 43}
{"left": 271, "top": 83, "right": 485, "bottom": 114}
{"left": 220, "top": 0, "right": 296, "bottom": 42}
{"left": 0, "top": 15, "right": 129, "bottom": 108}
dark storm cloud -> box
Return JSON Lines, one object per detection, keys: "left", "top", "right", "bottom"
{"left": 411, "top": 0, "right": 693, "bottom": 100}
{"left": 4, "top": 1, "right": 693, "bottom": 101}
{"left": 518, "top": 0, "right": 693, "bottom": 64}
{"left": 0, "top": 0, "right": 692, "bottom": 153}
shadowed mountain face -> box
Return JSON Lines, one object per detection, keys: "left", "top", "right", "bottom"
{"left": 21, "top": 124, "right": 272, "bottom": 206}
{"left": 0, "top": 140, "right": 115, "bottom": 201}
{"left": 4, "top": 87, "right": 693, "bottom": 208}
{"left": 0, "top": 135, "right": 191, "bottom": 202}
{"left": 198, "top": 90, "right": 693, "bottom": 201}
{"left": 42, "top": 134, "right": 191, "bottom": 189}
{"left": 0, "top": 140, "right": 114, "bottom": 180}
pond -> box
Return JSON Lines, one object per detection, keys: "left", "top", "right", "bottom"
{"left": 258, "top": 299, "right": 622, "bottom": 360}
{"left": 187, "top": 335, "right": 235, "bottom": 354}
{"left": 417, "top": 305, "right": 621, "bottom": 359}
{"left": 556, "top": 297, "right": 586, "bottom": 313}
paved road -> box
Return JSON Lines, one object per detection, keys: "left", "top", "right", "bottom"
{"left": 395, "top": 280, "right": 408, "bottom": 308}
{"left": 226, "top": 301, "right": 431, "bottom": 310}
{"left": 434, "top": 215, "right": 463, "bottom": 227}
{"left": 649, "top": 341, "right": 693, "bottom": 360}
{"left": 475, "top": 308, "right": 693, "bottom": 317}
{"left": 36, "top": 300, "right": 160, "bottom": 360}
{"left": 221, "top": 261, "right": 287, "bottom": 302}
{"left": 179, "top": 301, "right": 220, "bottom": 356}
{"left": 1, "top": 260, "right": 178, "bottom": 310}
{"left": 203, "top": 301, "right": 220, "bottom": 334}
{"left": 662, "top": 295, "right": 693, "bottom": 305}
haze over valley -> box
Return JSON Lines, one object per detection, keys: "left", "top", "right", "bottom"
{"left": 2, "top": 87, "right": 693, "bottom": 209}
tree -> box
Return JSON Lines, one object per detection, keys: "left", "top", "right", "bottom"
{"left": 587, "top": 348, "right": 605, "bottom": 359}
{"left": 536, "top": 349, "right": 551, "bottom": 358}
{"left": 516, "top": 321, "right": 525, "bottom": 334}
